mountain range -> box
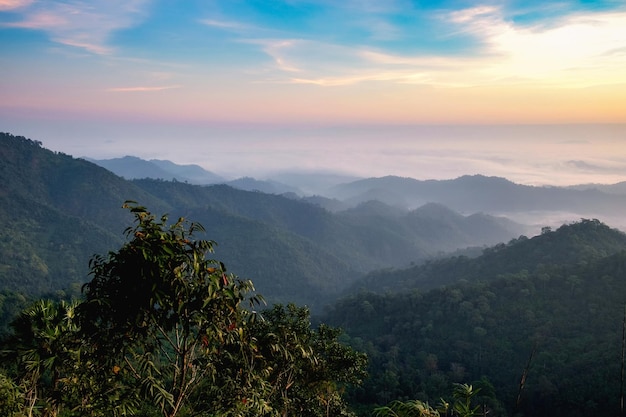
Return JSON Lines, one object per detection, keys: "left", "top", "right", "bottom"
{"left": 85, "top": 155, "right": 226, "bottom": 184}
{"left": 4, "top": 132, "right": 626, "bottom": 416}
{"left": 90, "top": 154, "right": 626, "bottom": 231}
{"left": 1, "top": 132, "right": 530, "bottom": 308}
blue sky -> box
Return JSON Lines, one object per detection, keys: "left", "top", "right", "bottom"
{"left": 1, "top": 0, "right": 626, "bottom": 185}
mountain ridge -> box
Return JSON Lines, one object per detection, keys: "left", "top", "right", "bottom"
{"left": 1, "top": 132, "right": 528, "bottom": 308}
{"left": 323, "top": 219, "right": 626, "bottom": 417}
{"left": 347, "top": 218, "right": 626, "bottom": 295}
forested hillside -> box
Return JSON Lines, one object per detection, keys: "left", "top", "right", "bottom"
{"left": 4, "top": 133, "right": 626, "bottom": 416}
{"left": 0, "top": 133, "right": 166, "bottom": 295}
{"left": 0, "top": 132, "right": 526, "bottom": 308}
{"left": 349, "top": 219, "right": 626, "bottom": 293}
{"left": 323, "top": 220, "right": 626, "bottom": 417}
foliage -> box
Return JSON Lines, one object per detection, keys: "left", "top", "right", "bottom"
{"left": 372, "top": 383, "right": 481, "bottom": 417}
{"left": 0, "top": 370, "right": 21, "bottom": 416}
{"left": 450, "top": 384, "right": 480, "bottom": 417}
{"left": 78, "top": 202, "right": 265, "bottom": 417}
{"left": 374, "top": 399, "right": 441, "bottom": 417}
{"left": 0, "top": 201, "right": 366, "bottom": 416}
{"left": 1, "top": 132, "right": 527, "bottom": 309}
{"left": 248, "top": 304, "right": 368, "bottom": 417}
{"left": 2, "top": 299, "right": 82, "bottom": 417}
{"left": 326, "top": 221, "right": 626, "bottom": 417}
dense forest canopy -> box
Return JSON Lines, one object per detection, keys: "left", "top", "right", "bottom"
{"left": 325, "top": 220, "right": 626, "bottom": 417}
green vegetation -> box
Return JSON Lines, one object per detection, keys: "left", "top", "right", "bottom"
{"left": 350, "top": 218, "right": 626, "bottom": 294}
{"left": 0, "top": 132, "right": 525, "bottom": 308}
{"left": 326, "top": 220, "right": 626, "bottom": 417}
{"left": 0, "top": 203, "right": 366, "bottom": 416}
{"left": 5, "top": 132, "right": 626, "bottom": 416}
{"left": 373, "top": 383, "right": 481, "bottom": 417}
{"left": 0, "top": 132, "right": 165, "bottom": 296}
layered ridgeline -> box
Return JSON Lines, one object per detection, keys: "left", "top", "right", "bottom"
{"left": 92, "top": 155, "right": 626, "bottom": 225}
{"left": 325, "top": 174, "right": 626, "bottom": 214}
{"left": 0, "top": 132, "right": 525, "bottom": 308}
{"left": 323, "top": 219, "right": 626, "bottom": 417}
{"left": 86, "top": 155, "right": 226, "bottom": 185}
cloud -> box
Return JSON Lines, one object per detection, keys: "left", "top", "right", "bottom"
{"left": 0, "top": 0, "right": 33, "bottom": 11}
{"left": 566, "top": 160, "right": 607, "bottom": 172}
{"left": 449, "top": 6, "right": 500, "bottom": 24}
{"left": 105, "top": 85, "right": 182, "bottom": 93}
{"left": 1, "top": 0, "right": 150, "bottom": 54}
{"left": 258, "top": 39, "right": 303, "bottom": 72}
{"left": 565, "top": 159, "right": 626, "bottom": 174}
{"left": 245, "top": 4, "right": 626, "bottom": 89}
{"left": 445, "top": 6, "right": 626, "bottom": 87}
{"left": 200, "top": 18, "right": 259, "bottom": 34}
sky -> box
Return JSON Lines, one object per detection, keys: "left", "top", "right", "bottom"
{"left": 2, "top": 0, "right": 626, "bottom": 186}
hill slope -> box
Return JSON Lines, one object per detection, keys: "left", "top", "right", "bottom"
{"left": 134, "top": 179, "right": 528, "bottom": 278}
{"left": 0, "top": 133, "right": 168, "bottom": 295}
{"left": 348, "top": 218, "right": 626, "bottom": 294}
{"left": 323, "top": 220, "right": 626, "bottom": 417}
{"left": 89, "top": 156, "right": 225, "bottom": 184}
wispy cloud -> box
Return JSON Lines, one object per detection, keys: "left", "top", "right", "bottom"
{"left": 200, "top": 18, "right": 257, "bottom": 33}
{"left": 444, "top": 6, "right": 626, "bottom": 87}
{"left": 250, "top": 38, "right": 480, "bottom": 87}
{"left": 565, "top": 159, "right": 626, "bottom": 174}
{"left": 0, "top": 0, "right": 33, "bottom": 11}
{"left": 245, "top": 4, "right": 626, "bottom": 89}
{"left": 106, "top": 85, "right": 182, "bottom": 93}
{"left": 1, "top": 0, "right": 150, "bottom": 54}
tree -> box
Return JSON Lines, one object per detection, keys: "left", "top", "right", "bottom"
{"left": 0, "top": 371, "right": 21, "bottom": 416}
{"left": 248, "top": 304, "right": 367, "bottom": 417}
{"left": 4, "top": 299, "right": 80, "bottom": 417}
{"left": 372, "top": 384, "right": 481, "bottom": 417}
{"left": 78, "top": 202, "right": 264, "bottom": 417}
{"left": 373, "top": 399, "right": 441, "bottom": 416}
{"left": 451, "top": 383, "right": 480, "bottom": 417}
{"left": 1, "top": 202, "right": 367, "bottom": 416}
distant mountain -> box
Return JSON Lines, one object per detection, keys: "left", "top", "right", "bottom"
{"left": 326, "top": 174, "right": 626, "bottom": 230}
{"left": 2, "top": 133, "right": 529, "bottom": 309}
{"left": 267, "top": 171, "right": 363, "bottom": 195}
{"left": 300, "top": 195, "right": 350, "bottom": 212}
{"left": 224, "top": 176, "right": 301, "bottom": 195}
{"left": 567, "top": 181, "right": 626, "bottom": 195}
{"left": 89, "top": 156, "right": 225, "bottom": 184}
{"left": 133, "top": 180, "right": 528, "bottom": 286}
{"left": 90, "top": 156, "right": 306, "bottom": 195}
{"left": 150, "top": 159, "right": 225, "bottom": 184}
{"left": 335, "top": 201, "right": 527, "bottom": 260}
